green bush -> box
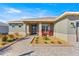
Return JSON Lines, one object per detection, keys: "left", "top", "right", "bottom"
{"left": 6, "top": 38, "right": 15, "bottom": 42}
{"left": 36, "top": 39, "right": 38, "bottom": 44}
{"left": 44, "top": 36, "right": 50, "bottom": 40}
{"left": 7, "top": 40, "right": 13, "bottom": 42}
{"left": 36, "top": 37, "right": 39, "bottom": 39}
{"left": 2, "top": 35, "right": 8, "bottom": 42}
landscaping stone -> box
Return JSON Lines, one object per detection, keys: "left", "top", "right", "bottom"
{"left": 0, "top": 36, "right": 34, "bottom": 56}
{"left": 1, "top": 36, "right": 79, "bottom": 56}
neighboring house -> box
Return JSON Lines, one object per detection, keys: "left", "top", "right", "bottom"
{"left": 8, "top": 12, "right": 79, "bottom": 43}
{"left": 0, "top": 22, "right": 9, "bottom": 34}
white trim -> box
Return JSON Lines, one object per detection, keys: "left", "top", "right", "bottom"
{"left": 26, "top": 24, "right": 30, "bottom": 35}
{"left": 39, "top": 23, "right": 42, "bottom": 36}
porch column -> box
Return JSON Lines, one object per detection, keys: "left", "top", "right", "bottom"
{"left": 26, "top": 24, "right": 30, "bottom": 35}
{"left": 39, "top": 23, "right": 42, "bottom": 36}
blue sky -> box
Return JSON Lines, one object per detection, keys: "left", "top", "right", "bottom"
{"left": 0, "top": 3, "right": 79, "bottom": 22}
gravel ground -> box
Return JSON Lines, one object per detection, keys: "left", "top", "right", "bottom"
{"left": 0, "top": 36, "right": 79, "bottom": 56}
{"left": 0, "top": 36, "right": 34, "bottom": 56}
{"left": 30, "top": 43, "right": 79, "bottom": 56}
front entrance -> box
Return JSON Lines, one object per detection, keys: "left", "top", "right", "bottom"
{"left": 31, "top": 24, "right": 38, "bottom": 35}
{"left": 42, "top": 24, "right": 53, "bottom": 36}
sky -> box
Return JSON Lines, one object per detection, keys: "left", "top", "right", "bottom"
{"left": 0, "top": 3, "right": 79, "bottom": 22}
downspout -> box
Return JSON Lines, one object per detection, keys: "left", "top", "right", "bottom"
{"left": 76, "top": 21, "right": 78, "bottom": 42}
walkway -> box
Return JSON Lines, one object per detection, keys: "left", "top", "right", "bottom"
{"left": 0, "top": 36, "right": 34, "bottom": 56}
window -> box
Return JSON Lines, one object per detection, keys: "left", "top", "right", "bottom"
{"left": 9, "top": 23, "right": 23, "bottom": 28}
{"left": 12, "top": 25, "right": 15, "bottom": 28}
{"left": 42, "top": 26, "right": 45, "bottom": 31}
{"left": 18, "top": 24, "right": 23, "bottom": 28}
{"left": 9, "top": 24, "right": 15, "bottom": 28}
{"left": 19, "top": 25, "right": 22, "bottom": 27}
{"left": 42, "top": 24, "right": 49, "bottom": 31}
{"left": 46, "top": 26, "right": 48, "bottom": 31}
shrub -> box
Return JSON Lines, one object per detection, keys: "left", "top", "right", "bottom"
{"left": 44, "top": 36, "right": 50, "bottom": 40}
{"left": 2, "top": 34, "right": 16, "bottom": 42}
{"left": 36, "top": 37, "right": 39, "bottom": 39}
{"left": 8, "top": 34, "right": 15, "bottom": 39}
{"left": 1, "top": 42, "right": 7, "bottom": 45}
{"left": 6, "top": 34, "right": 16, "bottom": 42}
{"left": 2, "top": 35, "right": 8, "bottom": 42}
{"left": 36, "top": 39, "right": 38, "bottom": 44}
{"left": 51, "top": 41, "right": 54, "bottom": 44}
{"left": 7, "top": 39, "right": 14, "bottom": 42}
{"left": 44, "top": 41, "right": 48, "bottom": 44}
{"left": 57, "top": 41, "right": 62, "bottom": 44}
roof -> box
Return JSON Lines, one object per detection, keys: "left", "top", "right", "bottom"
{"left": 0, "top": 22, "right": 8, "bottom": 26}
{"left": 55, "top": 12, "right": 79, "bottom": 23}
{"left": 8, "top": 21, "right": 23, "bottom": 23}
{"left": 8, "top": 12, "right": 79, "bottom": 24}
{"left": 21, "top": 17, "right": 57, "bottom": 21}
{"left": 56, "top": 12, "right": 79, "bottom": 20}
{"left": 8, "top": 17, "right": 57, "bottom": 23}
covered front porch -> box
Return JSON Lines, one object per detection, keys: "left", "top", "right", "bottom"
{"left": 24, "top": 21, "right": 54, "bottom": 36}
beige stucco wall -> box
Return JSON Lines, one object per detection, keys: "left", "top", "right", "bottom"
{"left": 54, "top": 18, "right": 77, "bottom": 43}
{"left": 68, "top": 20, "right": 76, "bottom": 43}
{"left": 54, "top": 18, "right": 68, "bottom": 42}
{"left": 9, "top": 23, "right": 26, "bottom": 37}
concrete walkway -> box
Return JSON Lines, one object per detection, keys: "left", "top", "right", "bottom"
{"left": 0, "top": 36, "right": 34, "bottom": 56}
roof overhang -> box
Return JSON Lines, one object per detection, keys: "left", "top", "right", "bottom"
{"left": 8, "top": 17, "right": 56, "bottom": 24}
{"left": 55, "top": 12, "right": 79, "bottom": 23}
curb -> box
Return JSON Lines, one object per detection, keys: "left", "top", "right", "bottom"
{"left": 19, "top": 51, "right": 34, "bottom": 56}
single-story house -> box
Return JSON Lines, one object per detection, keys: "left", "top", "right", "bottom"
{"left": 0, "top": 22, "right": 8, "bottom": 34}
{"left": 8, "top": 12, "right": 79, "bottom": 43}
{"left": 8, "top": 17, "right": 56, "bottom": 37}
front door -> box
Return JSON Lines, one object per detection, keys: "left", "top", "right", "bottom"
{"left": 31, "top": 24, "right": 38, "bottom": 35}
{"left": 42, "top": 24, "right": 50, "bottom": 36}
